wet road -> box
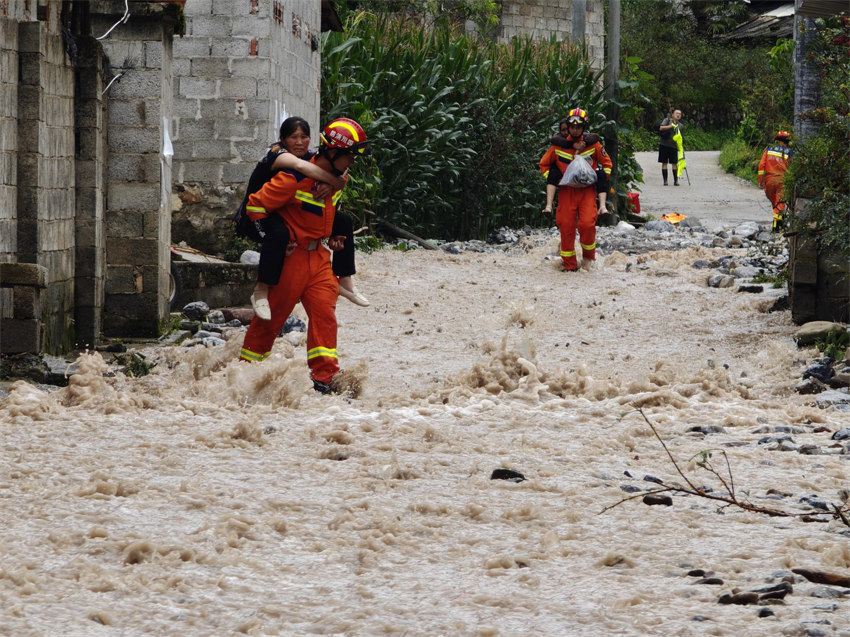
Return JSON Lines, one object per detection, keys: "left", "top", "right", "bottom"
{"left": 634, "top": 150, "right": 773, "bottom": 227}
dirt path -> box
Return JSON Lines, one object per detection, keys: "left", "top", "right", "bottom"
{"left": 634, "top": 150, "right": 772, "bottom": 227}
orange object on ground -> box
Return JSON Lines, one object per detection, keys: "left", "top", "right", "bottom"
{"left": 660, "top": 212, "right": 686, "bottom": 225}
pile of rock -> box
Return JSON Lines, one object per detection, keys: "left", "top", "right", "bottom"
{"left": 793, "top": 321, "right": 850, "bottom": 410}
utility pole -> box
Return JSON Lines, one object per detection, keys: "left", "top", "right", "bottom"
{"left": 605, "top": 0, "right": 621, "bottom": 211}
{"left": 572, "top": 0, "right": 586, "bottom": 46}
{"left": 794, "top": 0, "right": 819, "bottom": 141}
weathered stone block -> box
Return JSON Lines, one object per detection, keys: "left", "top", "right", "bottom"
{"left": 0, "top": 318, "right": 43, "bottom": 353}
{"left": 107, "top": 238, "right": 158, "bottom": 266}
{"left": 108, "top": 182, "right": 161, "bottom": 211}
{"left": 192, "top": 139, "right": 233, "bottom": 160}
{"left": 107, "top": 154, "right": 159, "bottom": 182}
{"left": 109, "top": 99, "right": 148, "bottom": 127}
{"left": 180, "top": 160, "right": 223, "bottom": 183}
{"left": 108, "top": 209, "right": 146, "bottom": 238}
{"left": 13, "top": 285, "right": 41, "bottom": 318}
{"left": 230, "top": 57, "right": 270, "bottom": 80}
{"left": 0, "top": 149, "right": 16, "bottom": 184}
{"left": 180, "top": 76, "right": 218, "bottom": 99}
{"left": 209, "top": 37, "right": 253, "bottom": 58}
{"left": 74, "top": 279, "right": 98, "bottom": 306}
{"left": 190, "top": 56, "right": 232, "bottom": 78}
{"left": 107, "top": 68, "right": 162, "bottom": 100}
{"left": 145, "top": 40, "right": 164, "bottom": 69}
{"left": 105, "top": 265, "right": 138, "bottom": 294}
{"left": 76, "top": 186, "right": 102, "bottom": 216}
{"left": 17, "top": 22, "right": 45, "bottom": 55}
{"left": 0, "top": 82, "right": 17, "bottom": 115}
{"left": 174, "top": 36, "right": 215, "bottom": 58}
{"left": 190, "top": 15, "right": 233, "bottom": 37}
{"left": 219, "top": 76, "right": 257, "bottom": 99}
{"left": 212, "top": 0, "right": 249, "bottom": 16}
{"left": 221, "top": 162, "right": 252, "bottom": 184}
{"left": 176, "top": 118, "right": 216, "bottom": 140}
{"left": 108, "top": 126, "right": 160, "bottom": 154}
{"left": 231, "top": 16, "right": 270, "bottom": 38}
{"left": 173, "top": 96, "right": 201, "bottom": 118}
{"left": 0, "top": 262, "right": 48, "bottom": 287}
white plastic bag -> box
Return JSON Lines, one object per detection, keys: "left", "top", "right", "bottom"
{"left": 559, "top": 154, "right": 597, "bottom": 188}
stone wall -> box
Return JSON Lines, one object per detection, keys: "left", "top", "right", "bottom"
{"left": 0, "top": 10, "right": 19, "bottom": 267}
{"left": 1, "top": 0, "right": 178, "bottom": 356}
{"left": 498, "top": 0, "right": 605, "bottom": 71}
{"left": 73, "top": 35, "right": 107, "bottom": 349}
{"left": 91, "top": 2, "right": 175, "bottom": 337}
{"left": 788, "top": 227, "right": 850, "bottom": 325}
{"left": 171, "top": 0, "right": 323, "bottom": 256}
{"left": 16, "top": 13, "right": 77, "bottom": 354}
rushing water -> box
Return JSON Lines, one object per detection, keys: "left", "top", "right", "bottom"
{"left": 2, "top": 234, "right": 848, "bottom": 636}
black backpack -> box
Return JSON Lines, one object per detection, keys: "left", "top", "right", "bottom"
{"left": 232, "top": 144, "right": 285, "bottom": 242}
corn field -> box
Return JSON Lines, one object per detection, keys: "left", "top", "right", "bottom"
{"left": 321, "top": 12, "right": 616, "bottom": 241}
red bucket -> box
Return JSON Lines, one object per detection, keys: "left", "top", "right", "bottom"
{"left": 627, "top": 191, "right": 641, "bottom": 215}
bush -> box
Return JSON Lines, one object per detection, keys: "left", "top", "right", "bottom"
{"left": 718, "top": 138, "right": 761, "bottom": 184}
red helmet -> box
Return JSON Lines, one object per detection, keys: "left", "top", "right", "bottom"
{"left": 775, "top": 130, "right": 791, "bottom": 142}
{"left": 320, "top": 118, "right": 371, "bottom": 154}
{"left": 567, "top": 108, "right": 588, "bottom": 126}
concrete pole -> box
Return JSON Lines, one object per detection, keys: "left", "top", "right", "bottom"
{"left": 605, "top": 0, "right": 621, "bottom": 195}
{"left": 794, "top": 0, "right": 819, "bottom": 141}
{"left": 572, "top": 0, "right": 586, "bottom": 45}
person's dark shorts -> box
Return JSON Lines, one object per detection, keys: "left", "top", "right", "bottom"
{"left": 658, "top": 145, "right": 678, "bottom": 164}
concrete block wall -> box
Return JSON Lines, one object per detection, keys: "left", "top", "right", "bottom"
{"left": 0, "top": 13, "right": 18, "bottom": 340}
{"left": 498, "top": 0, "right": 605, "bottom": 71}
{"left": 171, "top": 0, "right": 322, "bottom": 255}
{"left": 73, "top": 35, "right": 107, "bottom": 350}
{"left": 94, "top": 5, "right": 175, "bottom": 337}
{"left": 0, "top": 263, "right": 48, "bottom": 354}
{"left": 0, "top": 15, "right": 19, "bottom": 266}
{"left": 15, "top": 16, "right": 77, "bottom": 354}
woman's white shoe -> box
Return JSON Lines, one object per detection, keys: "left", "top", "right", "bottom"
{"left": 250, "top": 294, "right": 272, "bottom": 320}
{"left": 338, "top": 284, "right": 370, "bottom": 307}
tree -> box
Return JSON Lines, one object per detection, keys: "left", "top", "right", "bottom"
{"left": 784, "top": 14, "right": 850, "bottom": 260}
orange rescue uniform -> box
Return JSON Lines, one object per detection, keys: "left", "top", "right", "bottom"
{"left": 539, "top": 136, "right": 612, "bottom": 270}
{"left": 239, "top": 160, "right": 344, "bottom": 384}
{"left": 758, "top": 143, "right": 791, "bottom": 230}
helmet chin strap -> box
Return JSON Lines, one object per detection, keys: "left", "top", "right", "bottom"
{"left": 325, "top": 148, "right": 349, "bottom": 176}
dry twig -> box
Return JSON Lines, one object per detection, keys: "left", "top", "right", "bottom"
{"left": 599, "top": 408, "right": 850, "bottom": 527}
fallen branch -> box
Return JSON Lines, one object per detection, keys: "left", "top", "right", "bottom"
{"left": 599, "top": 408, "right": 850, "bottom": 527}
{"left": 371, "top": 216, "right": 439, "bottom": 250}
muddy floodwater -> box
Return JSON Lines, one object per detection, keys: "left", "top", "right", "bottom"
{"left": 2, "top": 155, "right": 849, "bottom": 636}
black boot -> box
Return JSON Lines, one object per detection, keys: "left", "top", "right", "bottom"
{"left": 662, "top": 168, "right": 668, "bottom": 186}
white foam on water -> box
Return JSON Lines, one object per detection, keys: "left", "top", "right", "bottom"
{"left": 1, "top": 243, "right": 848, "bottom": 636}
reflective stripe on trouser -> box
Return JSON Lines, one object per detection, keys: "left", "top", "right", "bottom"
{"left": 239, "top": 245, "right": 339, "bottom": 383}
{"left": 764, "top": 179, "right": 786, "bottom": 230}
{"left": 556, "top": 185, "right": 598, "bottom": 270}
